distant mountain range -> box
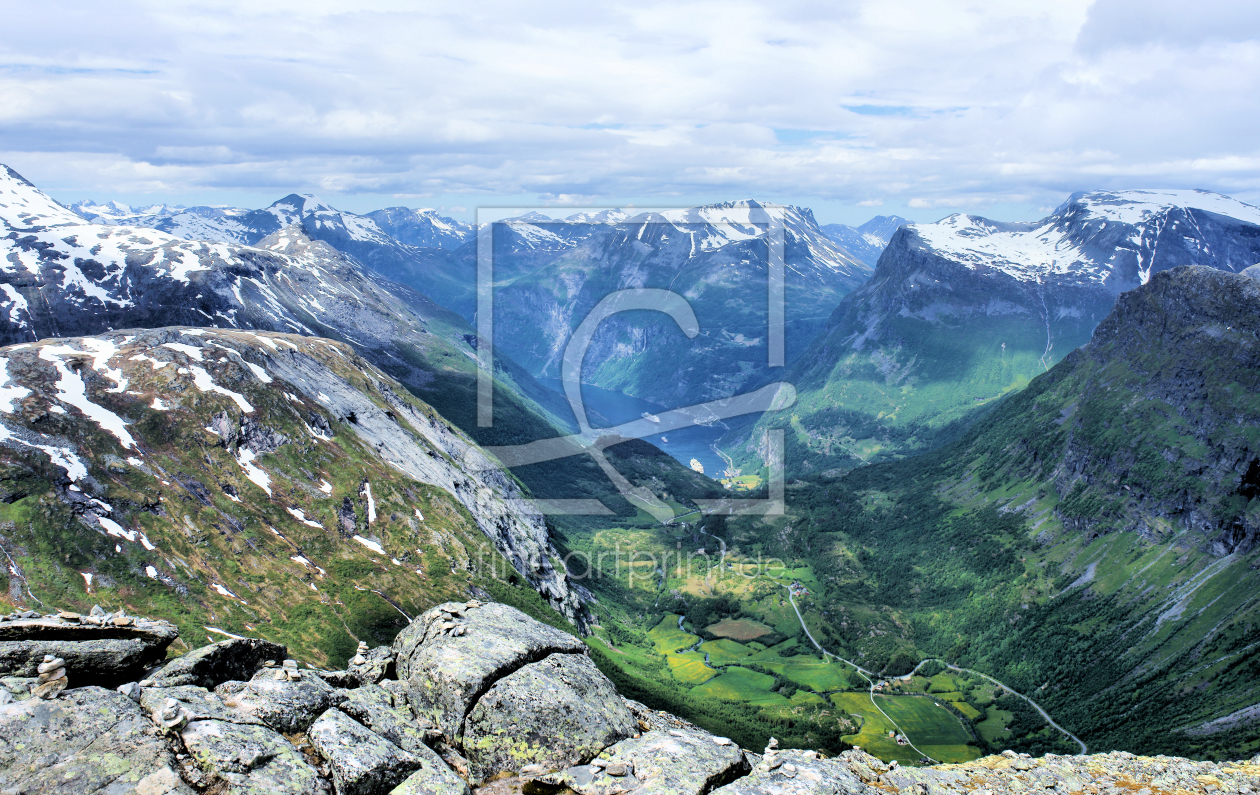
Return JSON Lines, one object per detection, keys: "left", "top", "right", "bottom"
{"left": 731, "top": 189, "right": 1260, "bottom": 475}
{"left": 819, "top": 215, "right": 909, "bottom": 266}
{"left": 66, "top": 193, "right": 889, "bottom": 411}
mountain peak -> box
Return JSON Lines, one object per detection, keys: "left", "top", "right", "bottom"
{"left": 0, "top": 163, "right": 90, "bottom": 229}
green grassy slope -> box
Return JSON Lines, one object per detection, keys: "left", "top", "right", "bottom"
{"left": 0, "top": 329, "right": 575, "bottom": 668}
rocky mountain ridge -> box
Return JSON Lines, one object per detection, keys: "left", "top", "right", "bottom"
{"left": 0, "top": 326, "right": 584, "bottom": 654}
{"left": 2, "top": 599, "right": 1256, "bottom": 795}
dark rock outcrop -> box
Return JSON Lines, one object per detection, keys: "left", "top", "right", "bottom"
{"left": 0, "top": 613, "right": 178, "bottom": 686}
{"left": 147, "top": 636, "right": 287, "bottom": 689}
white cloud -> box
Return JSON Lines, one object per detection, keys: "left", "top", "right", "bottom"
{"left": 2, "top": 0, "right": 1260, "bottom": 220}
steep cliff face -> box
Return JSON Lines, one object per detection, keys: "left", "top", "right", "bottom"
{"left": 739, "top": 190, "right": 1260, "bottom": 476}
{"left": 0, "top": 327, "right": 584, "bottom": 657}
{"left": 961, "top": 265, "right": 1260, "bottom": 556}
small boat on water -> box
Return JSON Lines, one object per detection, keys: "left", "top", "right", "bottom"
{"left": 660, "top": 435, "right": 669, "bottom": 443}
{"left": 641, "top": 412, "right": 661, "bottom": 423}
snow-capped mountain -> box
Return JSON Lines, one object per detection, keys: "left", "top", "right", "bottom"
{"left": 465, "top": 200, "right": 872, "bottom": 406}
{"left": 365, "top": 206, "right": 474, "bottom": 250}
{"left": 912, "top": 189, "right": 1260, "bottom": 289}
{"left": 0, "top": 164, "right": 590, "bottom": 620}
{"left": 820, "top": 215, "right": 909, "bottom": 266}
{"left": 733, "top": 189, "right": 1260, "bottom": 475}
{"left": 69, "top": 200, "right": 186, "bottom": 225}
{"left": 5, "top": 164, "right": 717, "bottom": 527}
{"left": 68, "top": 191, "right": 471, "bottom": 281}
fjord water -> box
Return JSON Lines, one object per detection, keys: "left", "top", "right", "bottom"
{"left": 537, "top": 378, "right": 730, "bottom": 477}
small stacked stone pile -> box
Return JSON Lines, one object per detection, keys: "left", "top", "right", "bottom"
{"left": 350, "top": 641, "right": 369, "bottom": 665}
{"left": 153, "top": 698, "right": 191, "bottom": 736}
{"left": 436, "top": 600, "right": 481, "bottom": 637}
{"left": 276, "top": 659, "right": 303, "bottom": 682}
{"left": 0, "top": 610, "right": 42, "bottom": 623}
{"left": 31, "top": 655, "right": 66, "bottom": 699}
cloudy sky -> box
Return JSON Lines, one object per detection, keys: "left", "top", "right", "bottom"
{"left": 3, "top": 0, "right": 1259, "bottom": 223}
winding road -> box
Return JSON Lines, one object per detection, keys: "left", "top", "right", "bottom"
{"left": 910, "top": 659, "right": 1088, "bottom": 755}
{"left": 782, "top": 587, "right": 1087, "bottom": 758}
{"left": 664, "top": 514, "right": 1086, "bottom": 759}
{"left": 781, "top": 587, "right": 941, "bottom": 763}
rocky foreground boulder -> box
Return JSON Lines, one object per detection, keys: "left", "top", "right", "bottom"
{"left": 0, "top": 601, "right": 1259, "bottom": 794}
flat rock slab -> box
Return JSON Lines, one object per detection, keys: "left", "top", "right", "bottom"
{"left": 0, "top": 685, "right": 192, "bottom": 794}
{"left": 148, "top": 636, "right": 286, "bottom": 689}
{"left": 392, "top": 602, "right": 585, "bottom": 741}
{"left": 538, "top": 728, "right": 750, "bottom": 795}
{"left": 308, "top": 707, "right": 422, "bottom": 795}
{"left": 0, "top": 615, "right": 178, "bottom": 647}
{"left": 0, "top": 638, "right": 154, "bottom": 682}
{"left": 182, "top": 718, "right": 327, "bottom": 795}
{"left": 140, "top": 684, "right": 267, "bottom": 726}
{"left": 216, "top": 667, "right": 345, "bottom": 734}
{"left": 0, "top": 616, "right": 178, "bottom": 683}
{"left": 463, "top": 652, "right": 636, "bottom": 783}
{"left": 710, "top": 751, "right": 879, "bottom": 795}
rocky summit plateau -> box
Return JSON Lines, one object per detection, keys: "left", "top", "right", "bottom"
{"left": 0, "top": 599, "right": 1254, "bottom": 795}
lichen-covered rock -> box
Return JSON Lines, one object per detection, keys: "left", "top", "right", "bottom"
{"left": 393, "top": 602, "right": 585, "bottom": 741}
{"left": 181, "top": 718, "right": 328, "bottom": 795}
{"left": 147, "top": 637, "right": 286, "bottom": 689}
{"left": 308, "top": 707, "right": 422, "bottom": 795}
{"left": 215, "top": 666, "right": 346, "bottom": 733}
{"left": 0, "top": 686, "right": 192, "bottom": 794}
{"left": 389, "top": 761, "right": 472, "bottom": 795}
{"left": 874, "top": 749, "right": 1260, "bottom": 794}
{"left": 140, "top": 684, "right": 268, "bottom": 726}
{"left": 338, "top": 683, "right": 439, "bottom": 753}
{"left": 709, "top": 749, "right": 878, "bottom": 795}
{"left": 0, "top": 675, "right": 35, "bottom": 701}
{"left": 462, "top": 652, "right": 637, "bottom": 783}
{"left": 380, "top": 678, "right": 411, "bottom": 711}
{"left": 536, "top": 727, "right": 750, "bottom": 795}
{"left": 348, "top": 644, "right": 395, "bottom": 686}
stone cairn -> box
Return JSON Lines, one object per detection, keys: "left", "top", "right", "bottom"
{"left": 154, "top": 698, "right": 191, "bottom": 736}
{"left": 763, "top": 737, "right": 780, "bottom": 770}
{"left": 31, "top": 655, "right": 67, "bottom": 700}
{"left": 350, "top": 641, "right": 369, "bottom": 666}
{"left": 276, "top": 659, "right": 303, "bottom": 682}
{"left": 436, "top": 600, "right": 481, "bottom": 637}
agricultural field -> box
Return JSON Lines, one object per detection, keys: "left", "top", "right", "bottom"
{"left": 880, "top": 696, "right": 982, "bottom": 763}
{"left": 649, "top": 614, "right": 700, "bottom": 654}
{"left": 701, "top": 638, "right": 755, "bottom": 665}
{"left": 694, "top": 667, "right": 791, "bottom": 707}
{"left": 831, "top": 692, "right": 982, "bottom": 764}
{"left": 707, "top": 618, "right": 773, "bottom": 641}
